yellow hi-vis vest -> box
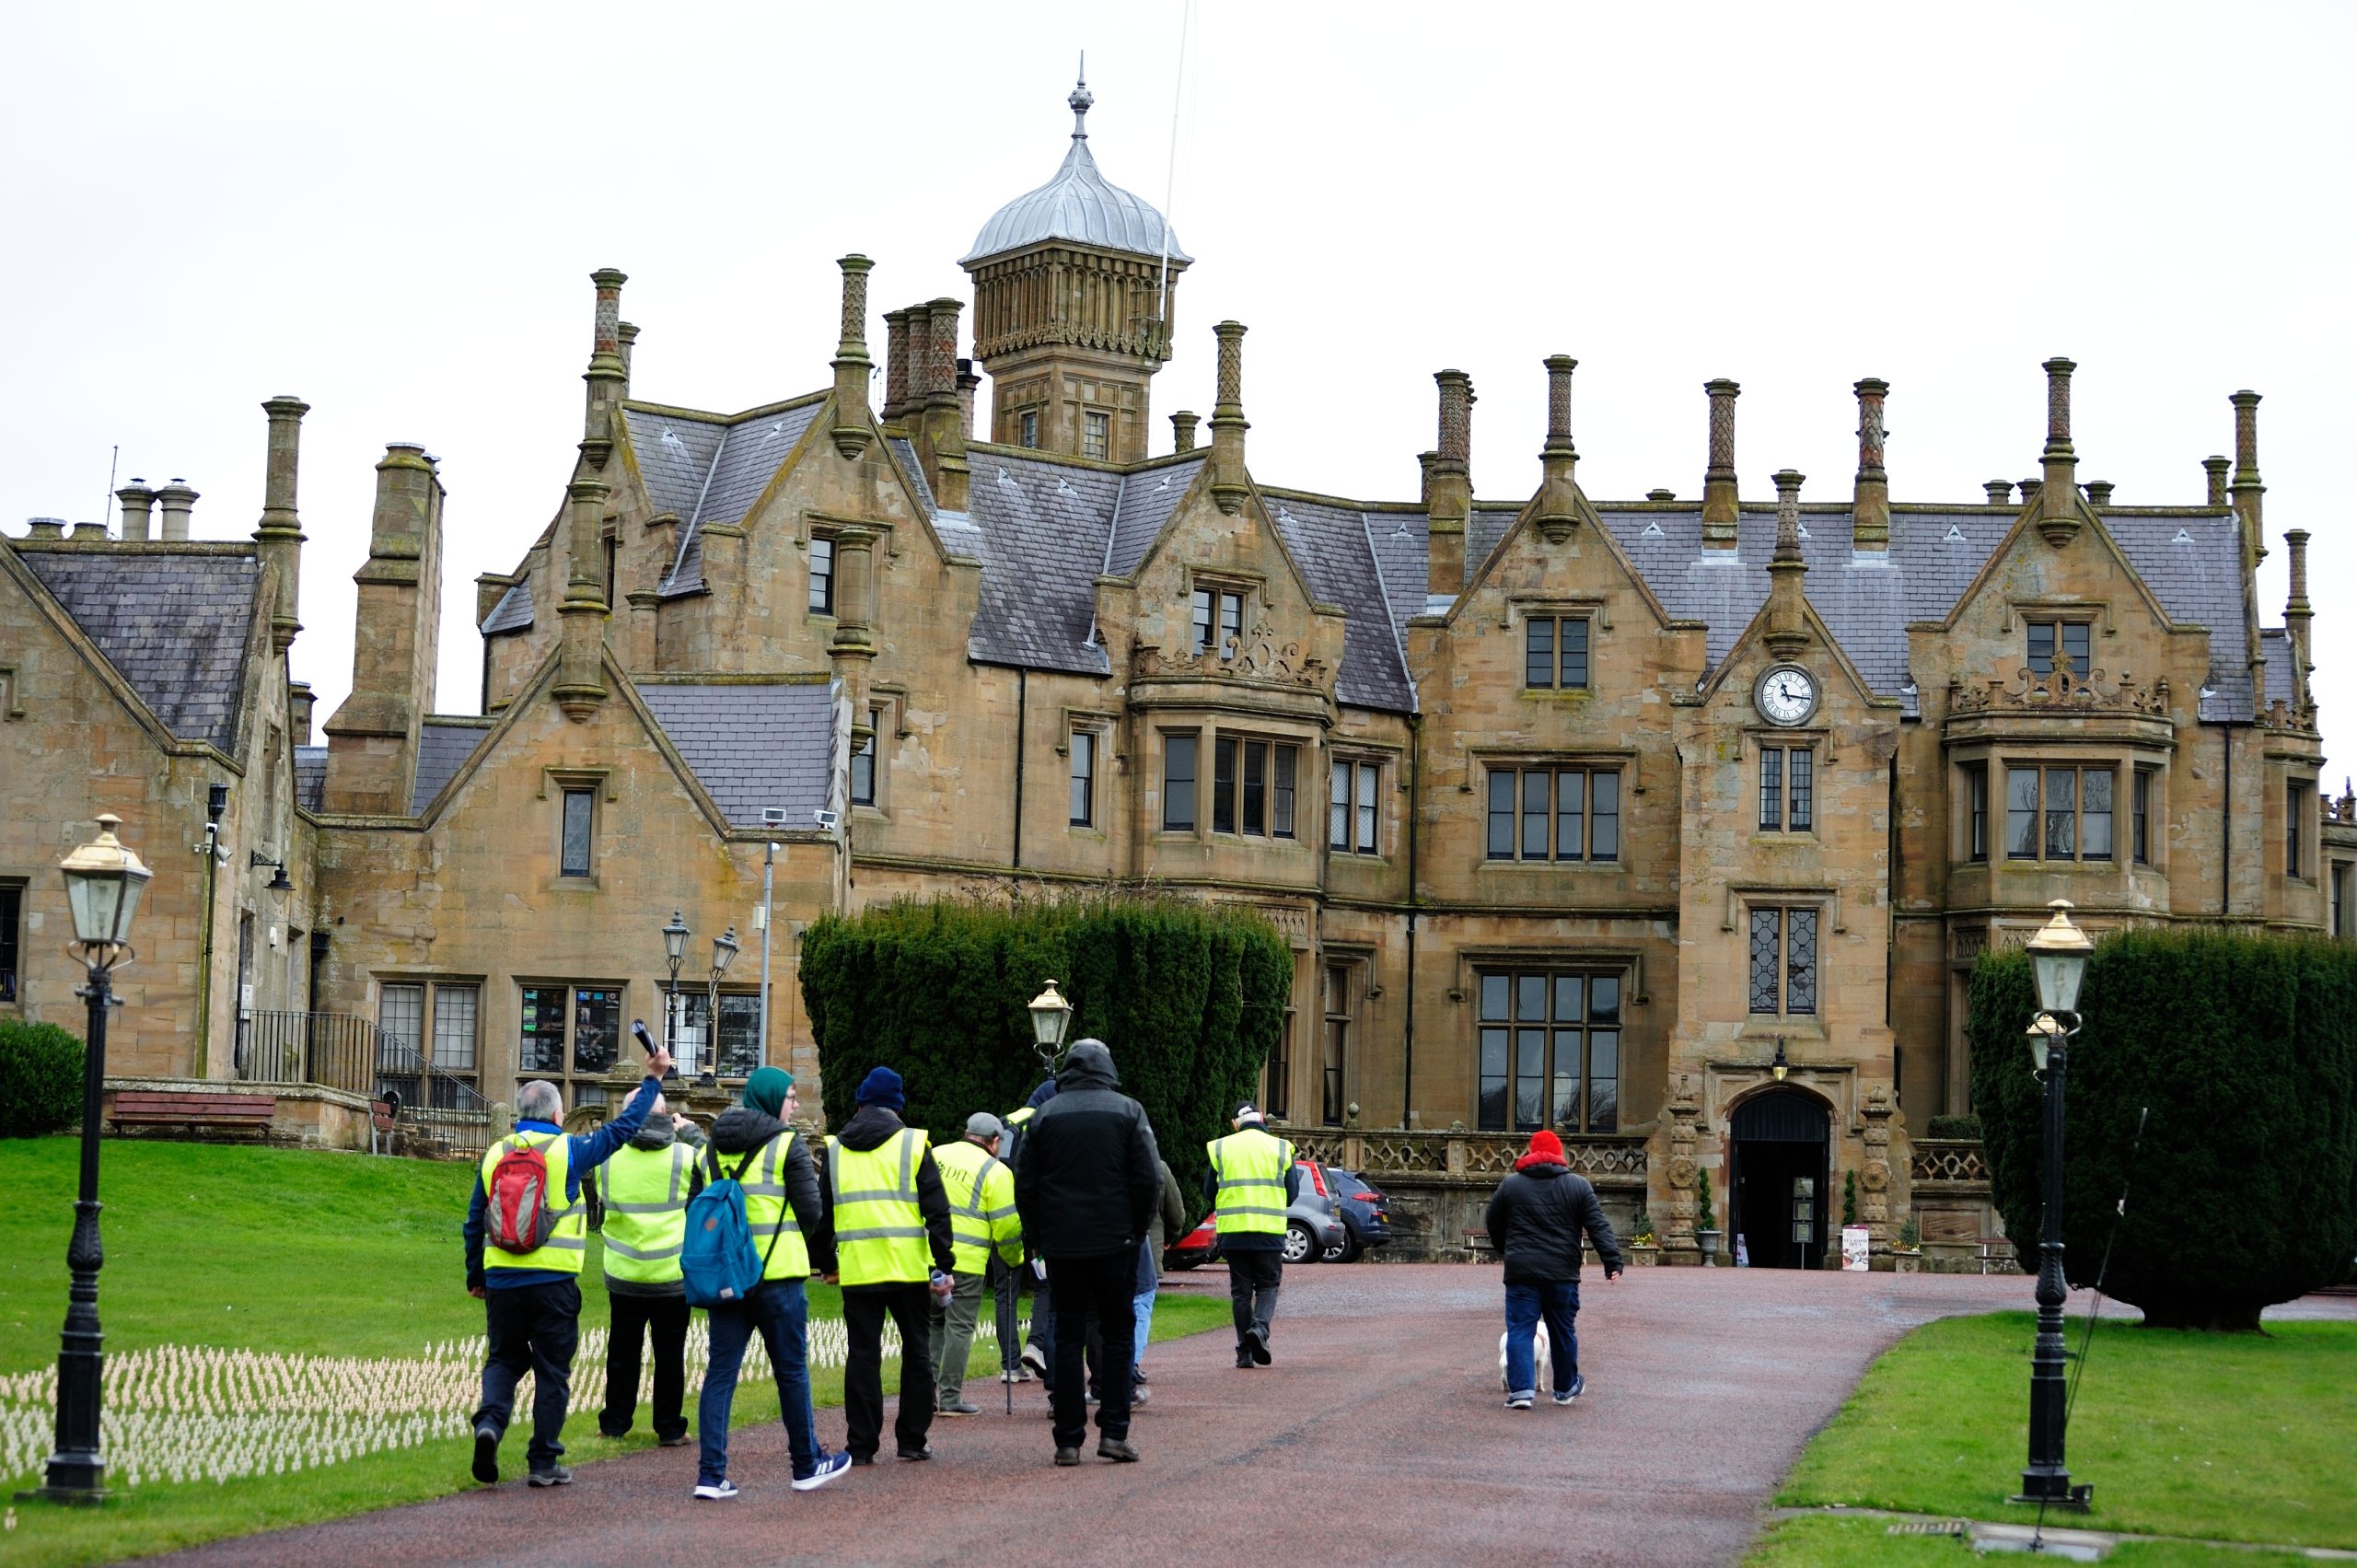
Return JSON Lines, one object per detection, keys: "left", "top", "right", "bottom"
{"left": 829, "top": 1128, "right": 931, "bottom": 1286}
{"left": 728, "top": 1131, "right": 813, "bottom": 1281}
{"left": 480, "top": 1131, "right": 586, "bottom": 1274}
{"left": 933, "top": 1138, "right": 1022, "bottom": 1275}
{"left": 1207, "top": 1127, "right": 1296, "bottom": 1237}
{"left": 598, "top": 1141, "right": 694, "bottom": 1285}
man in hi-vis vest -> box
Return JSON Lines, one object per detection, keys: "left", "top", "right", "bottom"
{"left": 819, "top": 1066, "right": 956, "bottom": 1465}
{"left": 589, "top": 1092, "right": 702, "bottom": 1447}
{"left": 929, "top": 1112, "right": 1025, "bottom": 1415}
{"left": 462, "top": 1040, "right": 669, "bottom": 1489}
{"left": 1205, "top": 1103, "right": 1301, "bottom": 1370}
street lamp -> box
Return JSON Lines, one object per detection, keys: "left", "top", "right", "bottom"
{"left": 659, "top": 911, "right": 689, "bottom": 1077}
{"left": 2015, "top": 899, "right": 2095, "bottom": 1511}
{"left": 703, "top": 926, "right": 739, "bottom": 1082}
{"left": 1028, "top": 978, "right": 1074, "bottom": 1074}
{"left": 28, "top": 815, "right": 152, "bottom": 1503}
{"left": 1771, "top": 1037, "right": 1790, "bottom": 1083}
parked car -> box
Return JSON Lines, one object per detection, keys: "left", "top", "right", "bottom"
{"left": 1161, "top": 1160, "right": 1345, "bottom": 1269}
{"left": 1319, "top": 1165, "right": 1394, "bottom": 1262}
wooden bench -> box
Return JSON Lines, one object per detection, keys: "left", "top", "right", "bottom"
{"left": 109, "top": 1091, "right": 276, "bottom": 1140}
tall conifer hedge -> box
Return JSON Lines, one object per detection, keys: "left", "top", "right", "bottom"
{"left": 1968, "top": 927, "right": 2357, "bottom": 1330}
{"left": 801, "top": 894, "right": 1292, "bottom": 1212}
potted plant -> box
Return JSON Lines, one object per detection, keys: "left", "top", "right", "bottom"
{"left": 1696, "top": 1169, "right": 1722, "bottom": 1263}
{"left": 1893, "top": 1214, "right": 1922, "bottom": 1273}
{"left": 1626, "top": 1210, "right": 1660, "bottom": 1265}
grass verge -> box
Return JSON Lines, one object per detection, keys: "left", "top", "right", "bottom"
{"left": 0, "top": 1136, "right": 1225, "bottom": 1566}
{"left": 1751, "top": 1309, "right": 2357, "bottom": 1563}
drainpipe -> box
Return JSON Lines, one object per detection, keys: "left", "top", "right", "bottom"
{"left": 759, "top": 840, "right": 776, "bottom": 1063}
{"left": 1012, "top": 668, "right": 1028, "bottom": 870}
{"left": 1402, "top": 713, "right": 1422, "bottom": 1128}
{"left": 193, "top": 784, "right": 228, "bottom": 1078}
{"left": 2222, "top": 725, "right": 2235, "bottom": 918}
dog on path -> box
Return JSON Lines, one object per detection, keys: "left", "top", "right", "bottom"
{"left": 1498, "top": 1322, "right": 1551, "bottom": 1394}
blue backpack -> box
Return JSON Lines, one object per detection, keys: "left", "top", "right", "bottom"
{"left": 682, "top": 1136, "right": 786, "bottom": 1307}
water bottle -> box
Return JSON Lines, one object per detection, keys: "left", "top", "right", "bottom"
{"left": 929, "top": 1268, "right": 954, "bottom": 1305}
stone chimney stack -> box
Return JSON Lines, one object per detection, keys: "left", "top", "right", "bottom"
{"left": 829, "top": 254, "right": 875, "bottom": 459}
{"left": 616, "top": 322, "right": 639, "bottom": 396}
{"left": 1425, "top": 369, "right": 1473, "bottom": 593}
{"left": 323, "top": 444, "right": 445, "bottom": 814}
{"left": 2286, "top": 527, "right": 2314, "bottom": 709}
{"left": 881, "top": 308, "right": 912, "bottom": 423}
{"left": 1535, "top": 355, "right": 1579, "bottom": 540}
{"left": 2231, "top": 390, "right": 2266, "bottom": 564}
{"left": 553, "top": 476, "right": 610, "bottom": 721}
{"left": 2086, "top": 481, "right": 2114, "bottom": 507}
{"left": 254, "top": 396, "right": 310, "bottom": 655}
{"left": 288, "top": 679, "right": 315, "bottom": 744}
{"left": 116, "top": 480, "right": 157, "bottom": 542}
{"left": 915, "top": 296, "right": 970, "bottom": 508}
{"left": 1418, "top": 452, "right": 1437, "bottom": 509}
{"left": 2037, "top": 357, "right": 2080, "bottom": 540}
{"left": 157, "top": 479, "right": 199, "bottom": 541}
{"left": 1209, "top": 321, "right": 1251, "bottom": 516}
{"left": 2203, "top": 455, "right": 2231, "bottom": 508}
{"left": 71, "top": 521, "right": 107, "bottom": 541}
{"left": 1701, "top": 379, "right": 1740, "bottom": 549}
{"left": 25, "top": 517, "right": 65, "bottom": 540}
{"left": 1852, "top": 377, "right": 1889, "bottom": 552}
{"left": 957, "top": 359, "right": 981, "bottom": 444}
{"left": 1170, "top": 410, "right": 1198, "bottom": 454}
{"left": 580, "top": 270, "right": 628, "bottom": 462}
{"left": 1763, "top": 469, "right": 1810, "bottom": 658}
{"left": 1985, "top": 480, "right": 2013, "bottom": 507}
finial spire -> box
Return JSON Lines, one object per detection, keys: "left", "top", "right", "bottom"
{"left": 1070, "top": 54, "right": 1092, "bottom": 140}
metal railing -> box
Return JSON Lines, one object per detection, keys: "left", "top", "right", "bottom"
{"left": 1277, "top": 1125, "right": 1650, "bottom": 1188}
{"left": 237, "top": 1011, "right": 495, "bottom": 1156}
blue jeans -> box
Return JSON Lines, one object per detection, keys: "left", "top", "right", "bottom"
{"left": 1132, "top": 1286, "right": 1156, "bottom": 1368}
{"left": 699, "top": 1279, "right": 820, "bottom": 1485}
{"left": 1504, "top": 1279, "right": 1580, "bottom": 1397}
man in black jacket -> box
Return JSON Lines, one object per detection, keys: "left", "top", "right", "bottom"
{"left": 1011, "top": 1039, "right": 1161, "bottom": 1467}
{"left": 1483, "top": 1128, "right": 1621, "bottom": 1410}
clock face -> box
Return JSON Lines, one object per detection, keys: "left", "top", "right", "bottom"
{"left": 1757, "top": 665, "right": 1817, "bottom": 726}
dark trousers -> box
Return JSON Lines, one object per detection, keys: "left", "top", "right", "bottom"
{"left": 987, "top": 1255, "right": 1024, "bottom": 1370}
{"left": 1504, "top": 1279, "right": 1581, "bottom": 1396}
{"left": 842, "top": 1283, "right": 936, "bottom": 1458}
{"left": 700, "top": 1279, "right": 820, "bottom": 1486}
{"left": 473, "top": 1278, "right": 580, "bottom": 1471}
{"left": 1226, "top": 1248, "right": 1283, "bottom": 1352}
{"left": 1047, "top": 1251, "right": 1136, "bottom": 1450}
{"left": 1028, "top": 1260, "right": 1103, "bottom": 1394}
{"left": 599, "top": 1289, "right": 689, "bottom": 1441}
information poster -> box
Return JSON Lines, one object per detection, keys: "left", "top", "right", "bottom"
{"left": 1840, "top": 1225, "right": 1871, "bottom": 1272}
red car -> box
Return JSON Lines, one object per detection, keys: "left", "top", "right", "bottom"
{"left": 1162, "top": 1161, "right": 1346, "bottom": 1269}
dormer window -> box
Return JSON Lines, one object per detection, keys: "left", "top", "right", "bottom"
{"left": 1192, "top": 586, "right": 1246, "bottom": 655}
{"left": 2026, "top": 619, "right": 2091, "bottom": 676}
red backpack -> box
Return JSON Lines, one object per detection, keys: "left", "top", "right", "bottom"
{"left": 486, "top": 1134, "right": 561, "bottom": 1254}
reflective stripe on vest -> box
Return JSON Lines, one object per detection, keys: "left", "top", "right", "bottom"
{"left": 599, "top": 1142, "right": 692, "bottom": 1283}
{"left": 830, "top": 1129, "right": 930, "bottom": 1285}
{"left": 702, "top": 1130, "right": 811, "bottom": 1282}
{"left": 1207, "top": 1129, "right": 1295, "bottom": 1237}
{"left": 934, "top": 1140, "right": 1020, "bottom": 1275}
{"left": 480, "top": 1132, "right": 587, "bottom": 1273}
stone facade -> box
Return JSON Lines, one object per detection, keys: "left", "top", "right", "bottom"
{"left": 0, "top": 83, "right": 2330, "bottom": 1265}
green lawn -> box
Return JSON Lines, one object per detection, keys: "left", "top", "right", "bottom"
{"left": 1752, "top": 1310, "right": 2357, "bottom": 1563}
{"left": 0, "top": 1136, "right": 1226, "bottom": 1566}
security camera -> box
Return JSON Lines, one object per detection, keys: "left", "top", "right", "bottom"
{"left": 761, "top": 807, "right": 788, "bottom": 826}
{"left": 813, "top": 809, "right": 840, "bottom": 830}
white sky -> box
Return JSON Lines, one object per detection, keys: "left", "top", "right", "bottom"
{"left": 7, "top": 3, "right": 2352, "bottom": 780}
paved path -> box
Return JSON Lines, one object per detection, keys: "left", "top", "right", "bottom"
{"left": 167, "top": 1268, "right": 2355, "bottom": 1568}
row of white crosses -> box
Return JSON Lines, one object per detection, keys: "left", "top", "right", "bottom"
{"left": 0, "top": 1316, "right": 908, "bottom": 1490}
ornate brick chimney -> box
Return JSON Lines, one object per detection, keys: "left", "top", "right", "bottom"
{"left": 1763, "top": 470, "right": 1810, "bottom": 658}
{"left": 2203, "top": 455, "right": 2230, "bottom": 508}
{"left": 881, "top": 308, "right": 913, "bottom": 424}
{"left": 254, "top": 396, "right": 309, "bottom": 654}
{"left": 829, "top": 254, "right": 874, "bottom": 459}
{"left": 1535, "top": 355, "right": 1578, "bottom": 543}
{"left": 1852, "top": 378, "right": 1889, "bottom": 552}
{"left": 1425, "top": 370, "right": 1472, "bottom": 592}
{"left": 2231, "top": 390, "right": 2265, "bottom": 565}
{"left": 1701, "top": 380, "right": 1740, "bottom": 549}
{"left": 580, "top": 269, "right": 627, "bottom": 466}
{"left": 1170, "top": 410, "right": 1198, "bottom": 454}
{"left": 1210, "top": 321, "right": 1251, "bottom": 517}
{"left": 2034, "top": 357, "right": 2080, "bottom": 545}
{"left": 914, "top": 296, "right": 970, "bottom": 509}
{"left": 2286, "top": 527, "right": 2313, "bottom": 711}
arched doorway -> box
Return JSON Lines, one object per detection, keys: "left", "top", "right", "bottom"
{"left": 1731, "top": 1088, "right": 1830, "bottom": 1270}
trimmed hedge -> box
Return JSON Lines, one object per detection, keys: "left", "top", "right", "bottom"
{"left": 801, "top": 894, "right": 1291, "bottom": 1214}
{"left": 1, "top": 1018, "right": 86, "bottom": 1136}
{"left": 1968, "top": 927, "right": 2357, "bottom": 1330}
{"left": 1923, "top": 1112, "right": 1982, "bottom": 1141}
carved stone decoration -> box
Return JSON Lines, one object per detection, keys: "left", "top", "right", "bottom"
{"left": 1861, "top": 1085, "right": 1896, "bottom": 1250}
{"left": 1946, "top": 660, "right": 2169, "bottom": 718}
{"left": 1663, "top": 1074, "right": 1702, "bottom": 1264}
{"left": 1132, "top": 620, "right": 1332, "bottom": 693}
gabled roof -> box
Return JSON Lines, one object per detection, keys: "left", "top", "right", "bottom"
{"left": 413, "top": 720, "right": 492, "bottom": 813}
{"left": 618, "top": 397, "right": 827, "bottom": 599}
{"left": 294, "top": 745, "right": 326, "bottom": 812}
{"left": 1264, "top": 494, "right": 1416, "bottom": 712}
{"left": 636, "top": 681, "right": 835, "bottom": 828}
{"left": 20, "top": 551, "right": 260, "bottom": 748}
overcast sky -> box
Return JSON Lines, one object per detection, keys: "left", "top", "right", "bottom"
{"left": 8, "top": 3, "right": 2352, "bottom": 779}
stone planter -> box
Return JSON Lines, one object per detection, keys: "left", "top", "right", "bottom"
{"left": 1625, "top": 1242, "right": 1660, "bottom": 1267}
{"left": 1697, "top": 1228, "right": 1723, "bottom": 1265}
{"left": 1893, "top": 1249, "right": 1922, "bottom": 1273}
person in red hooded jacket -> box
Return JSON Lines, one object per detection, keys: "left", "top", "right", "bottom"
{"left": 1483, "top": 1129, "right": 1621, "bottom": 1410}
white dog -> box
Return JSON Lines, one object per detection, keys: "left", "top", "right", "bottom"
{"left": 1498, "top": 1322, "right": 1552, "bottom": 1394}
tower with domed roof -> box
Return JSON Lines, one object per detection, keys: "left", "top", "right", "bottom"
{"left": 961, "top": 70, "right": 1190, "bottom": 464}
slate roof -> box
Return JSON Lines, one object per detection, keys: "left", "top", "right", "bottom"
{"left": 412, "top": 721, "right": 490, "bottom": 814}
{"left": 961, "top": 110, "right": 1189, "bottom": 266}
{"left": 294, "top": 746, "right": 326, "bottom": 812}
{"left": 638, "top": 681, "right": 836, "bottom": 828}
{"left": 482, "top": 576, "right": 532, "bottom": 633}
{"left": 22, "top": 551, "right": 259, "bottom": 748}
{"left": 1265, "top": 494, "right": 1415, "bottom": 712}
{"left": 960, "top": 453, "right": 1132, "bottom": 675}
{"left": 620, "top": 399, "right": 825, "bottom": 598}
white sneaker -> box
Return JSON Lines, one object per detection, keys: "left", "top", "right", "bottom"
{"left": 1504, "top": 1392, "right": 1534, "bottom": 1410}
{"left": 792, "top": 1450, "right": 852, "bottom": 1492}
{"left": 693, "top": 1479, "right": 738, "bottom": 1501}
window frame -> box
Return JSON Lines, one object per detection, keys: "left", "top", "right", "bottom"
{"left": 2003, "top": 762, "right": 2116, "bottom": 863}
{"left": 1746, "top": 904, "right": 1820, "bottom": 1018}
{"left": 2288, "top": 779, "right": 2314, "bottom": 881}
{"left": 2026, "top": 617, "right": 2095, "bottom": 678}
{"left": 1160, "top": 730, "right": 1199, "bottom": 832}
{"left": 0, "top": 880, "right": 21, "bottom": 1005}
{"left": 1068, "top": 728, "right": 1096, "bottom": 828}
{"left": 1190, "top": 581, "right": 1249, "bottom": 656}
{"left": 1522, "top": 613, "right": 1593, "bottom": 691}
{"left": 1329, "top": 758, "right": 1385, "bottom": 855}
{"left": 666, "top": 986, "right": 763, "bottom": 1080}
{"left": 1019, "top": 410, "right": 1039, "bottom": 448}
{"left": 807, "top": 533, "right": 836, "bottom": 616}
{"left": 1482, "top": 763, "right": 1621, "bottom": 863}
{"left": 559, "top": 787, "right": 596, "bottom": 878}
{"left": 1320, "top": 961, "right": 1352, "bottom": 1126}
{"left": 1082, "top": 410, "right": 1110, "bottom": 460}
{"left": 2131, "top": 766, "right": 2154, "bottom": 865}
{"left": 375, "top": 978, "right": 483, "bottom": 1108}
{"left": 515, "top": 981, "right": 627, "bottom": 1110}
{"left": 1758, "top": 744, "right": 1816, "bottom": 833}
{"left": 849, "top": 719, "right": 878, "bottom": 808}
{"left": 1965, "top": 762, "right": 1990, "bottom": 863}
{"left": 1211, "top": 732, "right": 1300, "bottom": 841}
{"left": 1475, "top": 966, "right": 1623, "bottom": 1133}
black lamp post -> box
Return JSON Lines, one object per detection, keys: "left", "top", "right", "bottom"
{"left": 704, "top": 926, "right": 739, "bottom": 1083}
{"left": 25, "top": 814, "right": 152, "bottom": 1504}
{"left": 1028, "top": 978, "right": 1074, "bottom": 1075}
{"left": 2015, "top": 899, "right": 2094, "bottom": 1510}
{"left": 660, "top": 911, "right": 689, "bottom": 1078}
